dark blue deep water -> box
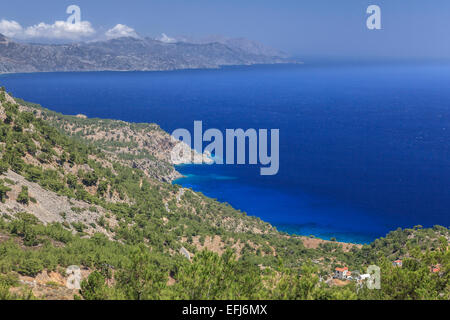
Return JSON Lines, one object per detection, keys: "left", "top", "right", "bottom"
{"left": 1, "top": 63, "right": 449, "bottom": 243}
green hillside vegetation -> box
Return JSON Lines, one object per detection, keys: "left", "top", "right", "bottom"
{"left": 15, "top": 97, "right": 177, "bottom": 181}
{"left": 0, "top": 87, "right": 448, "bottom": 300}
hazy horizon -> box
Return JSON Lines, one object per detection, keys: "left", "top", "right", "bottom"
{"left": 0, "top": 0, "right": 448, "bottom": 60}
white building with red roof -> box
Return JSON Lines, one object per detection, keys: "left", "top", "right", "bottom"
{"left": 334, "top": 267, "right": 349, "bottom": 279}
{"left": 392, "top": 260, "right": 403, "bottom": 267}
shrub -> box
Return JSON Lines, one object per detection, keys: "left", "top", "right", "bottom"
{"left": 0, "top": 181, "right": 11, "bottom": 203}
{"left": 18, "top": 258, "right": 43, "bottom": 277}
{"left": 17, "top": 186, "right": 30, "bottom": 205}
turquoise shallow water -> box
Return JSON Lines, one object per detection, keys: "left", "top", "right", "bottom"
{"left": 173, "top": 164, "right": 385, "bottom": 244}
{"left": 1, "top": 62, "right": 450, "bottom": 244}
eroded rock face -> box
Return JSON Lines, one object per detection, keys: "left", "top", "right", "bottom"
{"left": 0, "top": 170, "right": 117, "bottom": 238}
{"left": 15, "top": 269, "right": 91, "bottom": 300}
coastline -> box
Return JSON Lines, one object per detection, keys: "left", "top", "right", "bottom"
{"left": 0, "top": 61, "right": 305, "bottom": 76}
{"left": 0, "top": 61, "right": 303, "bottom": 77}
{"left": 172, "top": 163, "right": 377, "bottom": 245}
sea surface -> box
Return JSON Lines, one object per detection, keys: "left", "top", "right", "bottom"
{"left": 1, "top": 62, "right": 449, "bottom": 243}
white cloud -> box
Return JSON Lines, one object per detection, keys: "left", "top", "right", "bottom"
{"left": 105, "top": 24, "right": 138, "bottom": 39}
{"left": 23, "top": 20, "right": 95, "bottom": 40}
{"left": 0, "top": 19, "right": 23, "bottom": 38}
{"left": 0, "top": 19, "right": 141, "bottom": 42}
{"left": 159, "top": 33, "right": 177, "bottom": 43}
{"left": 0, "top": 19, "right": 95, "bottom": 41}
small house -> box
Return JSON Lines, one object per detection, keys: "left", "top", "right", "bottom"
{"left": 334, "top": 267, "right": 348, "bottom": 279}
{"left": 431, "top": 265, "right": 441, "bottom": 274}
{"left": 392, "top": 260, "right": 402, "bottom": 267}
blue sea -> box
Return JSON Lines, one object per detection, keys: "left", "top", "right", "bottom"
{"left": 1, "top": 62, "right": 449, "bottom": 243}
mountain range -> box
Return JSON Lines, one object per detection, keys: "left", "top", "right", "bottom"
{"left": 0, "top": 33, "right": 293, "bottom": 74}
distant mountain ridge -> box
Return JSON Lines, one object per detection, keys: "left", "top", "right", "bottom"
{"left": 0, "top": 33, "right": 294, "bottom": 74}
{"left": 173, "top": 35, "right": 289, "bottom": 58}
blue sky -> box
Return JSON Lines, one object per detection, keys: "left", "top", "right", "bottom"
{"left": 0, "top": 0, "right": 448, "bottom": 59}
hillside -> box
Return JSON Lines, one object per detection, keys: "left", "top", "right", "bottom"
{"left": 0, "top": 87, "right": 448, "bottom": 300}
{"left": 16, "top": 98, "right": 191, "bottom": 182}
{"left": 0, "top": 34, "right": 293, "bottom": 74}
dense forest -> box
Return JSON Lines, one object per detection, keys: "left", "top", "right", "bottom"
{"left": 0, "top": 87, "right": 448, "bottom": 300}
